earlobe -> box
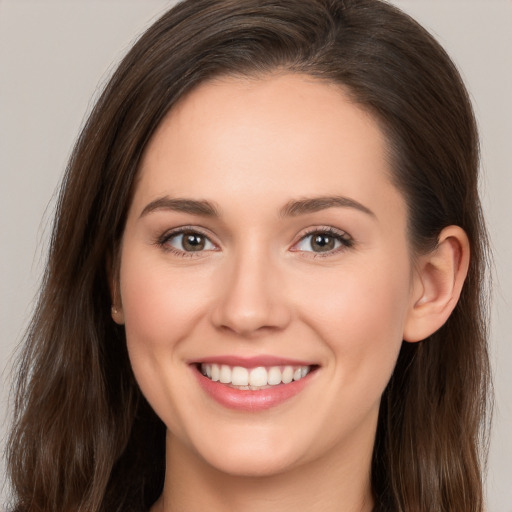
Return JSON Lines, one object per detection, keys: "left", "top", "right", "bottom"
{"left": 106, "top": 251, "right": 125, "bottom": 325}
{"left": 110, "top": 281, "right": 125, "bottom": 325}
{"left": 111, "top": 304, "right": 125, "bottom": 325}
{"left": 403, "top": 226, "right": 470, "bottom": 343}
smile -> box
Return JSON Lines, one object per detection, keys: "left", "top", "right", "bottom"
{"left": 200, "top": 363, "right": 312, "bottom": 389}
{"left": 193, "top": 360, "right": 318, "bottom": 411}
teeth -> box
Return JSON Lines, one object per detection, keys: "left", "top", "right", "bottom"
{"left": 282, "top": 366, "right": 294, "bottom": 384}
{"left": 249, "top": 367, "right": 268, "bottom": 387}
{"left": 219, "top": 365, "right": 231, "bottom": 384}
{"left": 231, "top": 366, "right": 249, "bottom": 386}
{"left": 200, "top": 363, "right": 311, "bottom": 388}
{"left": 268, "top": 366, "right": 282, "bottom": 385}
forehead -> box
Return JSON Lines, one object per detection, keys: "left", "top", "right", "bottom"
{"left": 133, "top": 73, "right": 405, "bottom": 224}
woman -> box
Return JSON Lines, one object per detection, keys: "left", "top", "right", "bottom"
{"left": 6, "top": 0, "right": 492, "bottom": 511}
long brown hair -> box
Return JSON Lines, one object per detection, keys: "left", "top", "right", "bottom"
{"left": 6, "top": 1, "right": 492, "bottom": 511}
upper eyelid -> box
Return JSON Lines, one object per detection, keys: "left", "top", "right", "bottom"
{"left": 156, "top": 225, "right": 353, "bottom": 249}
{"left": 293, "top": 226, "right": 352, "bottom": 242}
{"left": 160, "top": 225, "right": 217, "bottom": 242}
{"left": 289, "top": 226, "right": 354, "bottom": 255}
{"left": 156, "top": 228, "right": 219, "bottom": 259}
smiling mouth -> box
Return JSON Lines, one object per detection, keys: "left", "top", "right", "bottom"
{"left": 199, "top": 363, "right": 314, "bottom": 390}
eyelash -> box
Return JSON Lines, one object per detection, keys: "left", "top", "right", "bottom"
{"left": 155, "top": 226, "right": 354, "bottom": 258}
{"left": 292, "top": 226, "right": 354, "bottom": 258}
{"left": 156, "top": 226, "right": 217, "bottom": 258}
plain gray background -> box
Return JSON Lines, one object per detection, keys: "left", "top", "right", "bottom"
{"left": 1, "top": 1, "right": 511, "bottom": 510}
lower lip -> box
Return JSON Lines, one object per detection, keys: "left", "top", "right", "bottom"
{"left": 193, "top": 366, "right": 315, "bottom": 411}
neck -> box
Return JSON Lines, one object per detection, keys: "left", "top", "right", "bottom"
{"left": 152, "top": 431, "right": 374, "bottom": 512}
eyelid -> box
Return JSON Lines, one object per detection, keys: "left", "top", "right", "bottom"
{"left": 156, "top": 225, "right": 219, "bottom": 256}
{"left": 154, "top": 224, "right": 353, "bottom": 258}
{"left": 290, "top": 226, "right": 354, "bottom": 256}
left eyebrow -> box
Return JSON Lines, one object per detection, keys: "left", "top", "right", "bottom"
{"left": 279, "top": 195, "right": 375, "bottom": 218}
{"left": 139, "top": 196, "right": 220, "bottom": 218}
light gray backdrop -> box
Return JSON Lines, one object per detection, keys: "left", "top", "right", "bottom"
{"left": 1, "top": 1, "right": 510, "bottom": 510}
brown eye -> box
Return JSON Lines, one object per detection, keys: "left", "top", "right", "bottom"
{"left": 165, "top": 230, "right": 216, "bottom": 253}
{"left": 310, "top": 233, "right": 336, "bottom": 252}
{"left": 182, "top": 232, "right": 206, "bottom": 251}
{"left": 294, "top": 229, "right": 352, "bottom": 254}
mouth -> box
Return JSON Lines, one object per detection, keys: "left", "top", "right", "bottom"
{"left": 198, "top": 363, "right": 313, "bottom": 390}
{"left": 192, "top": 359, "right": 318, "bottom": 411}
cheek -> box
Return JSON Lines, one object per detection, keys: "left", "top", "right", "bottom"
{"left": 296, "top": 254, "right": 412, "bottom": 387}
{"left": 119, "top": 253, "right": 214, "bottom": 352}
{"left": 302, "top": 256, "right": 410, "bottom": 330}
{"left": 118, "top": 251, "right": 213, "bottom": 432}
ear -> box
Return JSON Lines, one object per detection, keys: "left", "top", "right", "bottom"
{"left": 106, "top": 250, "right": 125, "bottom": 325}
{"left": 111, "top": 303, "right": 125, "bottom": 325}
{"left": 403, "top": 226, "right": 470, "bottom": 343}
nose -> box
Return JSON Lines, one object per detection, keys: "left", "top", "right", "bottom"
{"left": 211, "top": 247, "right": 292, "bottom": 337}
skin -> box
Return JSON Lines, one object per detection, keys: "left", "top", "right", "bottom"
{"left": 112, "top": 73, "right": 469, "bottom": 511}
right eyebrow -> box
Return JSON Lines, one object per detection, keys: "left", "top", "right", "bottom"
{"left": 279, "top": 195, "right": 375, "bottom": 218}
{"left": 139, "top": 197, "right": 220, "bottom": 218}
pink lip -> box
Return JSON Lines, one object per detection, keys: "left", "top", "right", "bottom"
{"left": 192, "top": 365, "right": 316, "bottom": 412}
{"left": 190, "top": 355, "right": 314, "bottom": 368}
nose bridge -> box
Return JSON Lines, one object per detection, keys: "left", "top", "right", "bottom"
{"left": 211, "top": 239, "right": 290, "bottom": 335}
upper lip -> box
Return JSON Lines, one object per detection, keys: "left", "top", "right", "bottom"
{"left": 189, "top": 355, "right": 316, "bottom": 368}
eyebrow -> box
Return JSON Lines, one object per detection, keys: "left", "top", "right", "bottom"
{"left": 280, "top": 196, "right": 375, "bottom": 218}
{"left": 140, "top": 197, "right": 220, "bottom": 218}
{"left": 139, "top": 194, "right": 375, "bottom": 219}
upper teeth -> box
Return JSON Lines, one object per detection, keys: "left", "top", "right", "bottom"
{"left": 200, "top": 363, "right": 311, "bottom": 388}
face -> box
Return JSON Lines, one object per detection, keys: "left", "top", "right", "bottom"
{"left": 115, "top": 74, "right": 419, "bottom": 478}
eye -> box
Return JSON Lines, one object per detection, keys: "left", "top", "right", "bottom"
{"left": 293, "top": 228, "right": 353, "bottom": 254}
{"left": 161, "top": 229, "right": 216, "bottom": 254}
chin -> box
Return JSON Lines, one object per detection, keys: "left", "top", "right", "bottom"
{"left": 181, "top": 424, "right": 309, "bottom": 478}
{"left": 202, "top": 447, "right": 301, "bottom": 478}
